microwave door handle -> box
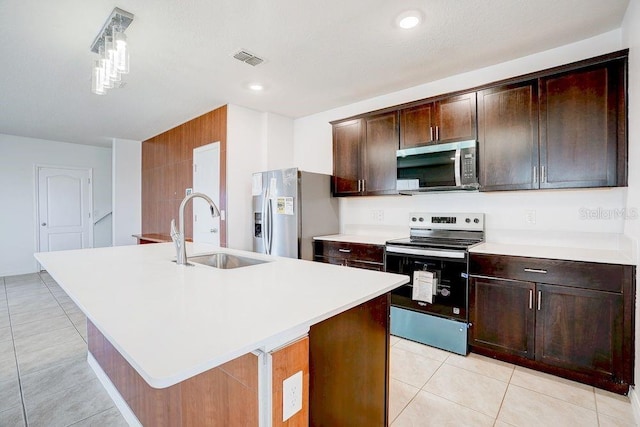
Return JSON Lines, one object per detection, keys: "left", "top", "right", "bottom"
{"left": 454, "top": 148, "right": 462, "bottom": 187}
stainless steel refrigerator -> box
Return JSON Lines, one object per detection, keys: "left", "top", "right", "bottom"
{"left": 252, "top": 168, "right": 339, "bottom": 260}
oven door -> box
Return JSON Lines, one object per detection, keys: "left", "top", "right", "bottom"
{"left": 384, "top": 246, "right": 468, "bottom": 321}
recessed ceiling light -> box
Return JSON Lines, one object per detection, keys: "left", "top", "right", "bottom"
{"left": 248, "top": 83, "right": 264, "bottom": 91}
{"left": 396, "top": 10, "right": 422, "bottom": 29}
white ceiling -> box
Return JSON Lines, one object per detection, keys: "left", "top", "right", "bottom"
{"left": 0, "top": 0, "right": 630, "bottom": 147}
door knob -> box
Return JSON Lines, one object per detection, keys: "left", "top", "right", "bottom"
{"left": 41, "top": 222, "right": 47, "bottom": 226}
{"left": 210, "top": 228, "right": 218, "bottom": 233}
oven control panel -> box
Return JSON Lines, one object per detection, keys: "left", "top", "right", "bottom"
{"left": 409, "top": 212, "right": 484, "bottom": 231}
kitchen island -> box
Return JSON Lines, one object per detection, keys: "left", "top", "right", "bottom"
{"left": 35, "top": 243, "right": 408, "bottom": 426}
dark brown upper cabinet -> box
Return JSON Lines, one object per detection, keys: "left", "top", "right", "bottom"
{"left": 332, "top": 111, "right": 399, "bottom": 196}
{"left": 477, "top": 80, "right": 539, "bottom": 191}
{"left": 400, "top": 93, "right": 477, "bottom": 148}
{"left": 539, "top": 59, "right": 626, "bottom": 189}
{"left": 332, "top": 50, "right": 627, "bottom": 196}
{"left": 332, "top": 119, "right": 363, "bottom": 195}
{"left": 478, "top": 55, "right": 627, "bottom": 191}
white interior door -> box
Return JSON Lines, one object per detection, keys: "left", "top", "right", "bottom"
{"left": 193, "top": 142, "right": 221, "bottom": 246}
{"left": 37, "top": 167, "right": 93, "bottom": 252}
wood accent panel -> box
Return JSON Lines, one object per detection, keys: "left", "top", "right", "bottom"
{"left": 87, "top": 320, "right": 258, "bottom": 426}
{"left": 271, "top": 336, "right": 310, "bottom": 426}
{"left": 141, "top": 106, "right": 228, "bottom": 246}
{"left": 309, "top": 293, "right": 390, "bottom": 427}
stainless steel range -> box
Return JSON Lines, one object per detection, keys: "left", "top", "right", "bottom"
{"left": 385, "top": 212, "right": 484, "bottom": 355}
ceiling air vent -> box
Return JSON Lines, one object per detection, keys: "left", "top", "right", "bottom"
{"left": 233, "top": 50, "right": 264, "bottom": 66}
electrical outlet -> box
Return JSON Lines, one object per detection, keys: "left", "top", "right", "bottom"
{"left": 371, "top": 209, "right": 384, "bottom": 222}
{"left": 525, "top": 209, "right": 536, "bottom": 224}
{"left": 282, "top": 371, "right": 303, "bottom": 421}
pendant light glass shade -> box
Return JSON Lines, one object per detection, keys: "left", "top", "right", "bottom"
{"left": 105, "top": 36, "right": 121, "bottom": 83}
{"left": 91, "top": 59, "right": 105, "bottom": 95}
{"left": 98, "top": 46, "right": 113, "bottom": 89}
{"left": 113, "top": 29, "right": 129, "bottom": 74}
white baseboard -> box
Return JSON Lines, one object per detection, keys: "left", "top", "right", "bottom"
{"left": 87, "top": 353, "right": 142, "bottom": 427}
{"left": 629, "top": 386, "right": 640, "bottom": 426}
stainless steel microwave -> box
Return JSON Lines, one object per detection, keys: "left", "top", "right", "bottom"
{"left": 396, "top": 140, "right": 479, "bottom": 193}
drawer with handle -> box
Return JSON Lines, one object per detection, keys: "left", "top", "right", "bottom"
{"left": 469, "top": 253, "right": 625, "bottom": 292}
{"left": 313, "top": 240, "right": 384, "bottom": 264}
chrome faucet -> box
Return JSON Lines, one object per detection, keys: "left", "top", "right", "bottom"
{"left": 171, "top": 192, "right": 221, "bottom": 265}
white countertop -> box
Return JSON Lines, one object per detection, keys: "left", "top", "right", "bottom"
{"left": 35, "top": 243, "right": 408, "bottom": 388}
{"left": 313, "top": 234, "right": 405, "bottom": 246}
{"left": 470, "top": 242, "right": 635, "bottom": 265}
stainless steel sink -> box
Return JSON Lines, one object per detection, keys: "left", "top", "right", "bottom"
{"left": 188, "top": 253, "right": 270, "bottom": 269}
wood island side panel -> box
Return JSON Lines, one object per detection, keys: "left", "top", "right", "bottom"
{"left": 271, "top": 336, "right": 310, "bottom": 426}
{"left": 87, "top": 321, "right": 258, "bottom": 426}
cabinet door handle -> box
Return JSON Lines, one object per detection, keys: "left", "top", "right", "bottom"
{"left": 524, "top": 268, "right": 547, "bottom": 274}
{"left": 528, "top": 289, "right": 533, "bottom": 310}
{"left": 533, "top": 166, "right": 538, "bottom": 184}
{"left": 362, "top": 179, "right": 366, "bottom": 192}
{"left": 430, "top": 126, "right": 434, "bottom": 141}
{"left": 537, "top": 290, "right": 541, "bottom": 311}
{"left": 435, "top": 126, "right": 439, "bottom": 141}
{"left": 357, "top": 179, "right": 362, "bottom": 192}
{"left": 338, "top": 248, "right": 352, "bottom": 253}
{"left": 541, "top": 165, "right": 546, "bottom": 183}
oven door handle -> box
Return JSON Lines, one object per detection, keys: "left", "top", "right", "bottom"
{"left": 386, "top": 245, "right": 466, "bottom": 259}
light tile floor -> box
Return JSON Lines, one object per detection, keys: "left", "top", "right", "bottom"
{"left": 389, "top": 335, "right": 638, "bottom": 426}
{"left": 0, "top": 272, "right": 637, "bottom": 426}
{"left": 0, "top": 272, "right": 127, "bottom": 427}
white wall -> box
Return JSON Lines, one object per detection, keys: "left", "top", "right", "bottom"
{"left": 265, "top": 112, "right": 294, "bottom": 170}
{"left": 0, "top": 134, "right": 112, "bottom": 276}
{"left": 226, "top": 105, "right": 295, "bottom": 251}
{"left": 112, "top": 138, "right": 141, "bottom": 246}
{"left": 622, "top": 0, "right": 640, "bottom": 413}
{"left": 226, "top": 104, "right": 268, "bottom": 250}
{"left": 292, "top": 29, "right": 627, "bottom": 244}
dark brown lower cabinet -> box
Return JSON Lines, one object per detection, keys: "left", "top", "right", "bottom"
{"left": 309, "top": 293, "right": 389, "bottom": 427}
{"left": 469, "top": 254, "right": 634, "bottom": 395}
{"left": 313, "top": 240, "right": 385, "bottom": 271}
{"left": 469, "top": 277, "right": 535, "bottom": 359}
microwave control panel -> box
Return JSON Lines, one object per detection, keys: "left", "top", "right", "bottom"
{"left": 461, "top": 151, "right": 477, "bottom": 185}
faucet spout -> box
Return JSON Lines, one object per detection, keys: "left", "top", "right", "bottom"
{"left": 172, "top": 192, "right": 221, "bottom": 265}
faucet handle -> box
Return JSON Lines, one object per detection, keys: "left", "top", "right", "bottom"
{"left": 170, "top": 219, "right": 179, "bottom": 243}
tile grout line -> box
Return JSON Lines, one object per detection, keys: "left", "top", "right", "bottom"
{"left": 5, "top": 275, "right": 32, "bottom": 427}
{"left": 41, "top": 273, "right": 87, "bottom": 344}
{"left": 491, "top": 365, "right": 517, "bottom": 426}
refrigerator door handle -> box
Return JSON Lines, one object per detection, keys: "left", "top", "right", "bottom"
{"left": 262, "top": 185, "right": 270, "bottom": 254}
{"left": 267, "top": 197, "right": 274, "bottom": 254}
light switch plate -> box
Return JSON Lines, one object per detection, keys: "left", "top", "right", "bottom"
{"left": 282, "top": 371, "right": 303, "bottom": 421}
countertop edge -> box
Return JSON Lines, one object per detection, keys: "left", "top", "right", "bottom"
{"left": 469, "top": 242, "right": 636, "bottom": 266}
